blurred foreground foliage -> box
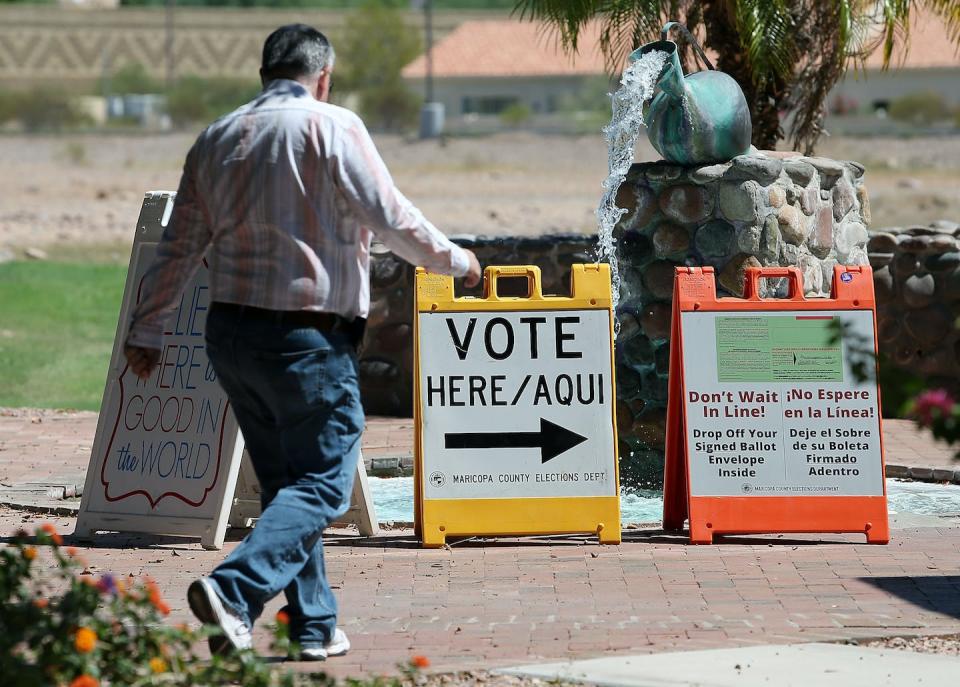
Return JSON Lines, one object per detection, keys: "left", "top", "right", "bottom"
{"left": 1, "top": 525, "right": 434, "bottom": 686}
{"left": 118, "top": 0, "right": 514, "bottom": 7}
{"left": 830, "top": 317, "right": 959, "bottom": 458}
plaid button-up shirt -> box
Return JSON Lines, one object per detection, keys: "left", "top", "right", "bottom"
{"left": 127, "top": 79, "right": 469, "bottom": 350}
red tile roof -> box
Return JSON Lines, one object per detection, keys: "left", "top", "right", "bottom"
{"left": 402, "top": 20, "right": 608, "bottom": 79}
{"left": 402, "top": 14, "right": 959, "bottom": 80}
{"left": 861, "top": 12, "right": 960, "bottom": 69}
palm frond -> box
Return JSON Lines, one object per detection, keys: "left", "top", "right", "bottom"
{"left": 513, "top": 0, "right": 679, "bottom": 72}
{"left": 732, "top": 0, "right": 796, "bottom": 87}
{"left": 513, "top": 0, "right": 602, "bottom": 53}
{"left": 787, "top": 2, "right": 851, "bottom": 154}
{"left": 922, "top": 0, "right": 960, "bottom": 44}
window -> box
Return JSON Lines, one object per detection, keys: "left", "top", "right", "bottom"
{"left": 461, "top": 96, "right": 520, "bottom": 115}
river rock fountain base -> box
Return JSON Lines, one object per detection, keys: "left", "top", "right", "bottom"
{"left": 611, "top": 150, "right": 870, "bottom": 485}
{"left": 359, "top": 151, "right": 875, "bottom": 487}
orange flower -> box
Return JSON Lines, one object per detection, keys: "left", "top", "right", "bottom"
{"left": 40, "top": 523, "right": 63, "bottom": 546}
{"left": 149, "top": 657, "right": 167, "bottom": 674}
{"left": 410, "top": 655, "right": 430, "bottom": 669}
{"left": 33, "top": 598, "right": 49, "bottom": 609}
{"left": 23, "top": 546, "right": 36, "bottom": 561}
{"left": 74, "top": 627, "right": 97, "bottom": 653}
{"left": 66, "top": 547, "right": 79, "bottom": 557}
{"left": 275, "top": 610, "right": 290, "bottom": 625}
{"left": 69, "top": 675, "right": 98, "bottom": 687}
{"left": 144, "top": 579, "right": 169, "bottom": 614}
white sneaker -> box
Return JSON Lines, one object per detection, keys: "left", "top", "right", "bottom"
{"left": 187, "top": 578, "right": 253, "bottom": 653}
{"left": 295, "top": 628, "right": 351, "bottom": 661}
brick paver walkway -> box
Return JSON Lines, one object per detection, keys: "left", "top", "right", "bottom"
{"left": 2, "top": 410, "right": 960, "bottom": 678}
{"left": 6, "top": 508, "right": 960, "bottom": 679}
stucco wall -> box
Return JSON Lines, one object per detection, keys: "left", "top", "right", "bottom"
{"left": 0, "top": 6, "right": 496, "bottom": 90}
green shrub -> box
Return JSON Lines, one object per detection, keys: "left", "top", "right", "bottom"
{"left": 499, "top": 102, "right": 533, "bottom": 126}
{"left": 0, "top": 90, "right": 16, "bottom": 125}
{"left": 557, "top": 75, "right": 616, "bottom": 114}
{"left": 107, "top": 62, "right": 164, "bottom": 95}
{"left": 165, "top": 76, "right": 260, "bottom": 126}
{"left": 357, "top": 81, "right": 422, "bottom": 133}
{"left": 888, "top": 91, "right": 952, "bottom": 125}
{"left": 0, "top": 89, "right": 91, "bottom": 131}
{"left": 62, "top": 140, "right": 89, "bottom": 166}
{"left": 337, "top": 2, "right": 422, "bottom": 132}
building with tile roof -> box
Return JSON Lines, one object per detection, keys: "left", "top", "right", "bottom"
{"left": 401, "top": 15, "right": 960, "bottom": 128}
{"left": 402, "top": 19, "right": 610, "bottom": 122}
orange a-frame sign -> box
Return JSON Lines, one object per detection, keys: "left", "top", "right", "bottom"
{"left": 662, "top": 265, "right": 889, "bottom": 545}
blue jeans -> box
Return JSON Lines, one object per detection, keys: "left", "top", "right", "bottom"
{"left": 203, "top": 303, "right": 364, "bottom": 648}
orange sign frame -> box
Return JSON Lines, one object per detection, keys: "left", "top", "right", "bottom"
{"left": 662, "top": 265, "right": 889, "bottom": 545}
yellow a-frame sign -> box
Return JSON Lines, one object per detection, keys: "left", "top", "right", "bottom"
{"left": 413, "top": 264, "right": 621, "bottom": 548}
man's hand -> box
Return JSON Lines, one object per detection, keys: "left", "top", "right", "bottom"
{"left": 462, "top": 249, "right": 482, "bottom": 289}
{"left": 124, "top": 345, "right": 161, "bottom": 380}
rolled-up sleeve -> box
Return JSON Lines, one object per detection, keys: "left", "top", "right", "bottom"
{"left": 330, "top": 115, "right": 470, "bottom": 277}
{"left": 126, "top": 142, "right": 212, "bottom": 350}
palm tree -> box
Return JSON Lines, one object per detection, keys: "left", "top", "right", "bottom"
{"left": 514, "top": 1, "right": 960, "bottom": 154}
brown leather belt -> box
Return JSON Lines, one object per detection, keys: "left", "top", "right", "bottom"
{"left": 211, "top": 302, "right": 347, "bottom": 332}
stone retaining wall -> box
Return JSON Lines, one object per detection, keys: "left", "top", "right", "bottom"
{"left": 869, "top": 220, "right": 960, "bottom": 391}
{"left": 361, "top": 218, "right": 958, "bottom": 484}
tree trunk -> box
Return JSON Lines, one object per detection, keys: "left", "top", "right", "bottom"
{"left": 701, "top": 2, "right": 789, "bottom": 151}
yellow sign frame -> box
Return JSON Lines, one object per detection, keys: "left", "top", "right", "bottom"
{"left": 413, "top": 264, "right": 621, "bottom": 548}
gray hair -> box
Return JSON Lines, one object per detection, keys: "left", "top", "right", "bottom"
{"left": 261, "top": 24, "right": 335, "bottom": 81}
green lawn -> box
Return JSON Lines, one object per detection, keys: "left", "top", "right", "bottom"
{"left": 0, "top": 260, "right": 126, "bottom": 410}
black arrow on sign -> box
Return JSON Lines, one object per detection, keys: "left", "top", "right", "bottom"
{"left": 444, "top": 418, "right": 588, "bottom": 464}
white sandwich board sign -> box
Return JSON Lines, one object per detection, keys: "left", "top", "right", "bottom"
{"left": 76, "top": 193, "right": 244, "bottom": 549}
{"left": 76, "top": 192, "right": 377, "bottom": 549}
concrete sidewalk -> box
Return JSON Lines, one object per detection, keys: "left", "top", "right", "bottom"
{"left": 499, "top": 643, "right": 960, "bottom": 686}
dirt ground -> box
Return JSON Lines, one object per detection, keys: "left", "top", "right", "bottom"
{"left": 1, "top": 131, "right": 958, "bottom": 259}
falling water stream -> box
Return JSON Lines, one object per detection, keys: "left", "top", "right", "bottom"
{"left": 596, "top": 49, "right": 669, "bottom": 318}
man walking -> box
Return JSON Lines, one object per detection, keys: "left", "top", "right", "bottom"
{"left": 124, "top": 24, "right": 481, "bottom": 660}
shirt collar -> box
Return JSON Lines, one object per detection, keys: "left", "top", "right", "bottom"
{"left": 262, "top": 78, "right": 313, "bottom": 100}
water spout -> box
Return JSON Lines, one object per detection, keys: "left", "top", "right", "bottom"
{"left": 595, "top": 48, "right": 669, "bottom": 325}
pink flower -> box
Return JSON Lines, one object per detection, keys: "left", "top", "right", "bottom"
{"left": 913, "top": 389, "right": 956, "bottom": 427}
